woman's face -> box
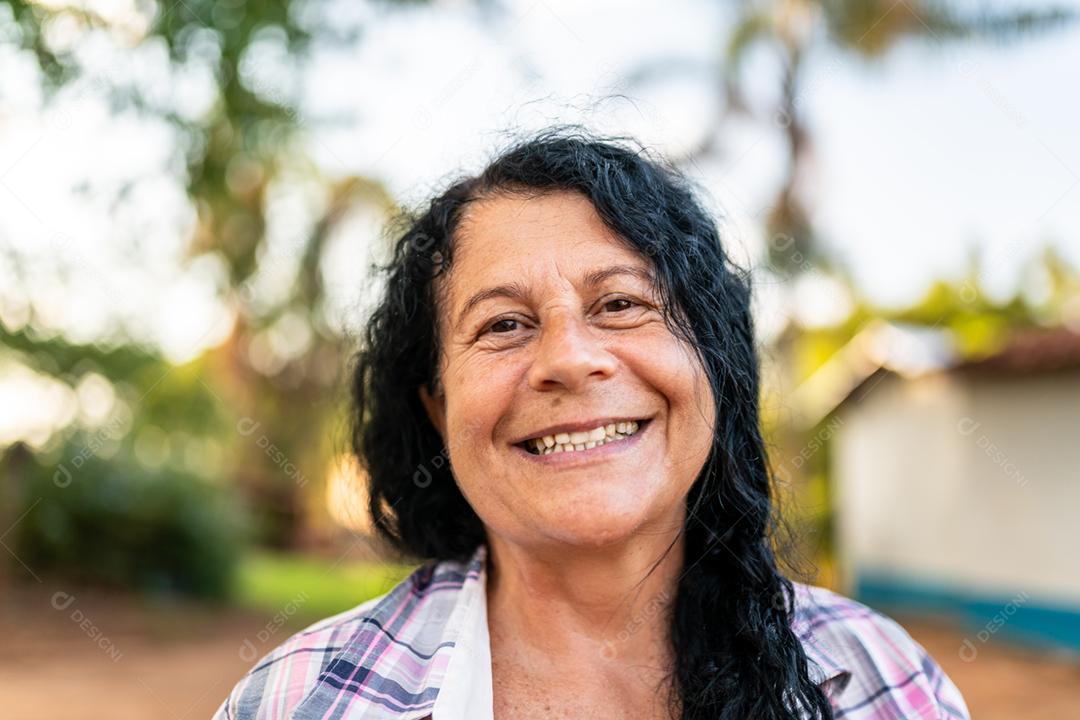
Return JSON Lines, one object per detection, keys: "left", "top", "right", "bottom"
{"left": 420, "top": 190, "right": 716, "bottom": 551}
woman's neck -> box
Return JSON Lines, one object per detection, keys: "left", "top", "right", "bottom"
{"left": 484, "top": 528, "right": 684, "bottom": 666}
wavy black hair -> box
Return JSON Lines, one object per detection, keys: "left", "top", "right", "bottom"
{"left": 349, "top": 128, "right": 833, "bottom": 719}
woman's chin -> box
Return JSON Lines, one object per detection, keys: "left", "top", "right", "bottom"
{"left": 534, "top": 504, "right": 659, "bottom": 550}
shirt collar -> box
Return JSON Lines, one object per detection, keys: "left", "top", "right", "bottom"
{"left": 291, "top": 547, "right": 487, "bottom": 720}
{"left": 292, "top": 543, "right": 851, "bottom": 719}
{"left": 792, "top": 583, "right": 854, "bottom": 699}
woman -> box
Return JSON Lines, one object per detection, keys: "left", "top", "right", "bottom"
{"left": 215, "top": 131, "right": 969, "bottom": 719}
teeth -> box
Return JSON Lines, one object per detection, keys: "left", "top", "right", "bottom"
{"left": 528, "top": 420, "right": 641, "bottom": 455}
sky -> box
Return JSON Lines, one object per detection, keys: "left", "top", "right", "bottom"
{"left": 1, "top": 0, "right": 1079, "bottom": 362}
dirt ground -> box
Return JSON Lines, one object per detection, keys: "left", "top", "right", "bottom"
{"left": 1, "top": 584, "right": 1077, "bottom": 719}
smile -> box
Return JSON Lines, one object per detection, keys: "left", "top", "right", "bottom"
{"left": 519, "top": 419, "right": 647, "bottom": 455}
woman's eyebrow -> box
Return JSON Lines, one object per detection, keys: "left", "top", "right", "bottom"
{"left": 582, "top": 264, "right": 656, "bottom": 289}
{"left": 455, "top": 281, "right": 529, "bottom": 331}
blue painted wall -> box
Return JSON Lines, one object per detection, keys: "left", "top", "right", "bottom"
{"left": 855, "top": 573, "right": 1080, "bottom": 655}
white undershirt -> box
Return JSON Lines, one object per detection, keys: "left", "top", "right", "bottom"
{"left": 429, "top": 560, "right": 494, "bottom": 720}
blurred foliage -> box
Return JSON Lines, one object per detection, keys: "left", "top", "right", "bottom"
{"left": 1, "top": 0, "right": 401, "bottom": 286}
{"left": 721, "top": 0, "right": 1074, "bottom": 275}
{"left": 235, "top": 551, "right": 415, "bottom": 622}
{"left": 11, "top": 446, "right": 249, "bottom": 598}
{"left": 0, "top": 318, "right": 324, "bottom": 548}
{"left": 789, "top": 247, "right": 1080, "bottom": 383}
{"left": 0, "top": 319, "right": 166, "bottom": 382}
{"left": 0, "top": 0, "right": 406, "bottom": 560}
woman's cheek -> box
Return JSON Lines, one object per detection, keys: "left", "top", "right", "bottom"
{"left": 445, "top": 353, "right": 518, "bottom": 439}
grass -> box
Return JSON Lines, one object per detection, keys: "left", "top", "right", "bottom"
{"left": 233, "top": 551, "right": 418, "bottom": 624}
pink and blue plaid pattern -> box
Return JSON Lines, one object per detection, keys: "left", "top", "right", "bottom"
{"left": 213, "top": 544, "right": 968, "bottom": 719}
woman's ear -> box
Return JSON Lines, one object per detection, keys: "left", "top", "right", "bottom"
{"left": 418, "top": 383, "right": 447, "bottom": 440}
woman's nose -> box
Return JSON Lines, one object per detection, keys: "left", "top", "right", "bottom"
{"left": 526, "top": 314, "right": 617, "bottom": 392}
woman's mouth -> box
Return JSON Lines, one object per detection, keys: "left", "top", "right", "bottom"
{"left": 517, "top": 419, "right": 649, "bottom": 456}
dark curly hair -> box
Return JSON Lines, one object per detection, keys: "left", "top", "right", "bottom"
{"left": 349, "top": 128, "right": 833, "bottom": 719}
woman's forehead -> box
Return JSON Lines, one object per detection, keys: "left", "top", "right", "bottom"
{"left": 452, "top": 191, "right": 647, "bottom": 275}
{"left": 458, "top": 190, "right": 606, "bottom": 242}
{"left": 441, "top": 192, "right": 657, "bottom": 320}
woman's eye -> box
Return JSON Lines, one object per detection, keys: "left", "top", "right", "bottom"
{"left": 602, "top": 298, "right": 635, "bottom": 313}
{"left": 487, "top": 318, "right": 519, "bottom": 334}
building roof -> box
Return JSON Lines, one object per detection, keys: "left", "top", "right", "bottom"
{"left": 953, "top": 325, "right": 1080, "bottom": 373}
{"left": 789, "top": 322, "right": 1080, "bottom": 429}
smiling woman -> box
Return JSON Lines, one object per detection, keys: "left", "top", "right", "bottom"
{"left": 213, "top": 130, "right": 969, "bottom": 720}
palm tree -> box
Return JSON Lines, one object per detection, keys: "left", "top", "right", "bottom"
{"left": 721, "top": 0, "right": 1074, "bottom": 275}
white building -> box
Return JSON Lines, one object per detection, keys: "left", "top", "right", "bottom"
{"left": 800, "top": 322, "right": 1080, "bottom": 651}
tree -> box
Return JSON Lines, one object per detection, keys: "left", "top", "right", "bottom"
{"left": 1, "top": 0, "right": 409, "bottom": 547}
{"left": 721, "top": 0, "right": 1074, "bottom": 275}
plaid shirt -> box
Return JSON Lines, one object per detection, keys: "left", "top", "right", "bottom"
{"left": 213, "top": 544, "right": 969, "bottom": 719}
